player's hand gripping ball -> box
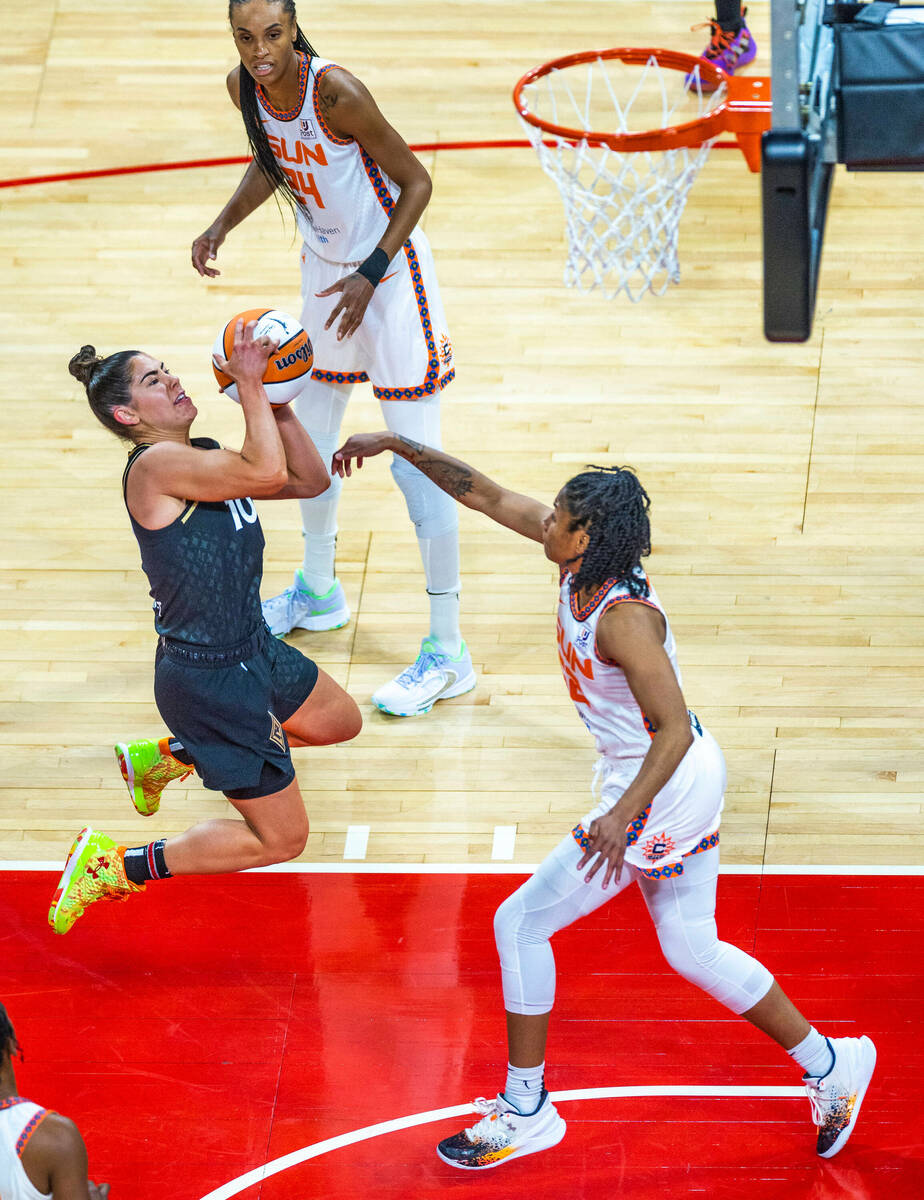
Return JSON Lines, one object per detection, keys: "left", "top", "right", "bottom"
{"left": 212, "top": 308, "right": 313, "bottom": 405}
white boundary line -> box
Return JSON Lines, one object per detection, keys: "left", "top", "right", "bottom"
{"left": 197, "top": 1084, "right": 806, "bottom": 1200}
{"left": 4, "top": 860, "right": 923, "bottom": 875}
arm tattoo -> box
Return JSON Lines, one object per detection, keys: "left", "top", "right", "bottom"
{"left": 417, "top": 458, "right": 474, "bottom": 500}
{"left": 395, "top": 436, "right": 474, "bottom": 499}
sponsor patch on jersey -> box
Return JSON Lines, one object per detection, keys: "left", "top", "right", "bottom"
{"left": 299, "top": 118, "right": 317, "bottom": 140}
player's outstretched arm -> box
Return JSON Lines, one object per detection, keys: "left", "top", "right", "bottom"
{"left": 334, "top": 432, "right": 551, "bottom": 542}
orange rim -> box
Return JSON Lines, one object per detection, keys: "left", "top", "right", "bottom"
{"left": 513, "top": 47, "right": 770, "bottom": 153}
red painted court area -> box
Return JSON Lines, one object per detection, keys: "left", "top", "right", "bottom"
{"left": 2, "top": 870, "right": 922, "bottom": 1199}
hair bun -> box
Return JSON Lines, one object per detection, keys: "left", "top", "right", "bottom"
{"left": 68, "top": 345, "right": 103, "bottom": 387}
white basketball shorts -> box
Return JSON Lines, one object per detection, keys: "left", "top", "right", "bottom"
{"left": 574, "top": 726, "right": 727, "bottom": 877}
{"left": 299, "top": 228, "right": 455, "bottom": 400}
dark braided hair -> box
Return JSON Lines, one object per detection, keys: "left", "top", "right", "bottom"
{"left": 0, "top": 1002, "right": 21, "bottom": 1064}
{"left": 68, "top": 345, "right": 140, "bottom": 442}
{"left": 561, "top": 466, "right": 652, "bottom": 598}
{"left": 229, "top": 0, "right": 317, "bottom": 219}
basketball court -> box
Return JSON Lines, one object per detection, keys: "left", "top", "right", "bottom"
{"left": 2, "top": 1, "right": 924, "bottom": 1196}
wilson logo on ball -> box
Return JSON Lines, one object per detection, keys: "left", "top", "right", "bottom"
{"left": 212, "top": 307, "right": 314, "bottom": 406}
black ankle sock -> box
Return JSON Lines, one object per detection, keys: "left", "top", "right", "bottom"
{"left": 715, "top": 0, "right": 743, "bottom": 32}
{"left": 123, "top": 839, "right": 172, "bottom": 884}
{"left": 168, "top": 739, "right": 194, "bottom": 767}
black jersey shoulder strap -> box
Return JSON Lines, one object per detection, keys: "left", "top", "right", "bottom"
{"left": 122, "top": 442, "right": 153, "bottom": 501}
{"left": 121, "top": 437, "right": 221, "bottom": 502}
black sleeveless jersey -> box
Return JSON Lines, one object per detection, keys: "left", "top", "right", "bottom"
{"left": 122, "top": 438, "right": 265, "bottom": 646}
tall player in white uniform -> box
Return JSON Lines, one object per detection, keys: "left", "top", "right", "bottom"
{"left": 331, "top": 431, "right": 877, "bottom": 1169}
{"left": 0, "top": 1005, "right": 108, "bottom": 1200}
{"left": 191, "top": 0, "right": 473, "bottom": 716}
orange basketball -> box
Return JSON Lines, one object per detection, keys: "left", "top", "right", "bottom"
{"left": 212, "top": 308, "right": 313, "bottom": 405}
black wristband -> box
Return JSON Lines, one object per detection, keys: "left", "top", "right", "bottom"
{"left": 355, "top": 246, "right": 389, "bottom": 288}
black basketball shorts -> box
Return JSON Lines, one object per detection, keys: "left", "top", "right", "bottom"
{"left": 153, "top": 624, "right": 319, "bottom": 798}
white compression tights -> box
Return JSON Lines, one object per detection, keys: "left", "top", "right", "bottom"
{"left": 494, "top": 839, "right": 774, "bottom": 1017}
{"left": 294, "top": 377, "right": 461, "bottom": 645}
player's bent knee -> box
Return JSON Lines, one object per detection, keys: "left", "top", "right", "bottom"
{"left": 493, "top": 893, "right": 522, "bottom": 958}
{"left": 656, "top": 927, "right": 775, "bottom": 1014}
{"left": 389, "top": 454, "right": 459, "bottom": 538}
{"left": 264, "top": 824, "right": 309, "bottom": 864}
{"left": 339, "top": 695, "right": 363, "bottom": 742}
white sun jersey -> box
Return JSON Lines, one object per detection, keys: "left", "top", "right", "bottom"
{"left": 0, "top": 1098, "right": 52, "bottom": 1200}
{"left": 256, "top": 54, "right": 407, "bottom": 264}
{"left": 557, "top": 569, "right": 683, "bottom": 764}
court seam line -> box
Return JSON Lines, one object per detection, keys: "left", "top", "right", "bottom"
{"left": 196, "top": 1084, "right": 808, "bottom": 1200}
{"left": 3, "top": 861, "right": 922, "bottom": 875}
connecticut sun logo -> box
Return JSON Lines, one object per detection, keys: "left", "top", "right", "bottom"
{"left": 641, "top": 832, "right": 676, "bottom": 862}
{"left": 439, "top": 334, "right": 453, "bottom": 366}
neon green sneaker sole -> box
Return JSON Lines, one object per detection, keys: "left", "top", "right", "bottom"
{"left": 47, "top": 826, "right": 121, "bottom": 935}
{"left": 115, "top": 740, "right": 159, "bottom": 815}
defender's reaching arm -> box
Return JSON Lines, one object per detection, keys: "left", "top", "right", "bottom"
{"left": 333, "top": 432, "right": 551, "bottom": 542}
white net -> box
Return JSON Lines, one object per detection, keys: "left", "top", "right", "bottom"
{"left": 518, "top": 54, "right": 728, "bottom": 301}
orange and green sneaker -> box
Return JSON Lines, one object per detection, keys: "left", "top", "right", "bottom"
{"left": 48, "top": 827, "right": 144, "bottom": 935}
{"left": 114, "top": 737, "right": 192, "bottom": 817}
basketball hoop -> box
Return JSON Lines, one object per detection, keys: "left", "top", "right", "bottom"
{"left": 513, "top": 49, "right": 771, "bottom": 301}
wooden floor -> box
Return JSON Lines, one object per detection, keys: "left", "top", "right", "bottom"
{"left": 2, "top": 1, "right": 923, "bottom": 867}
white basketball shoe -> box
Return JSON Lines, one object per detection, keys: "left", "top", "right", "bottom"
{"left": 262, "top": 570, "right": 350, "bottom": 635}
{"left": 804, "top": 1035, "right": 877, "bottom": 1158}
{"left": 436, "top": 1092, "right": 566, "bottom": 1170}
{"left": 372, "top": 637, "right": 476, "bottom": 717}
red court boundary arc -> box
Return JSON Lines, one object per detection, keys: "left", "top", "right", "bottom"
{"left": 0, "top": 137, "right": 742, "bottom": 191}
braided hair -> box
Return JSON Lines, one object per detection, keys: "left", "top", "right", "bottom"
{"left": 561, "top": 466, "right": 652, "bottom": 598}
{"left": 228, "top": 0, "right": 317, "bottom": 219}
{"left": 0, "top": 1003, "right": 21, "bottom": 1064}
{"left": 68, "top": 345, "right": 140, "bottom": 442}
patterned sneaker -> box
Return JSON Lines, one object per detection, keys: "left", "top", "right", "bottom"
{"left": 371, "top": 638, "right": 476, "bottom": 717}
{"left": 115, "top": 736, "right": 192, "bottom": 817}
{"left": 436, "top": 1091, "right": 566, "bottom": 1170}
{"left": 805, "top": 1035, "right": 877, "bottom": 1158}
{"left": 688, "top": 14, "right": 757, "bottom": 89}
{"left": 48, "top": 827, "right": 144, "bottom": 935}
{"left": 262, "top": 570, "right": 350, "bottom": 635}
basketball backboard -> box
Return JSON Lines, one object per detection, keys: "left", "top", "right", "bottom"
{"left": 761, "top": 0, "right": 838, "bottom": 342}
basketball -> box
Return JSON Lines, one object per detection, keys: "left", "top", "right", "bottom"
{"left": 212, "top": 308, "right": 313, "bottom": 405}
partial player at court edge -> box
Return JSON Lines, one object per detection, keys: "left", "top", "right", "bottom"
{"left": 332, "top": 431, "right": 876, "bottom": 1169}
{"left": 191, "top": 0, "right": 473, "bottom": 717}
{"left": 0, "top": 1004, "right": 109, "bottom": 1200}
{"left": 691, "top": 0, "right": 757, "bottom": 84}
{"left": 48, "top": 321, "right": 362, "bottom": 936}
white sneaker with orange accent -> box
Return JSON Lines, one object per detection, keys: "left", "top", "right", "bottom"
{"left": 805, "top": 1035, "right": 877, "bottom": 1157}
{"left": 436, "top": 1091, "right": 566, "bottom": 1170}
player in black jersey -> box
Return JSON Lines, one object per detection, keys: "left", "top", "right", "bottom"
{"left": 50, "top": 320, "right": 362, "bottom": 935}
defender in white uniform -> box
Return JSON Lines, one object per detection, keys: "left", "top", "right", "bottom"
{"left": 192, "top": 0, "right": 473, "bottom": 716}
{"left": 0, "top": 1005, "right": 108, "bottom": 1200}
{"left": 331, "top": 431, "right": 877, "bottom": 1171}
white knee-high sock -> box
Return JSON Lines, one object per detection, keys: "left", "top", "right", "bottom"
{"left": 380, "top": 396, "right": 462, "bottom": 652}
{"left": 294, "top": 378, "right": 352, "bottom": 592}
